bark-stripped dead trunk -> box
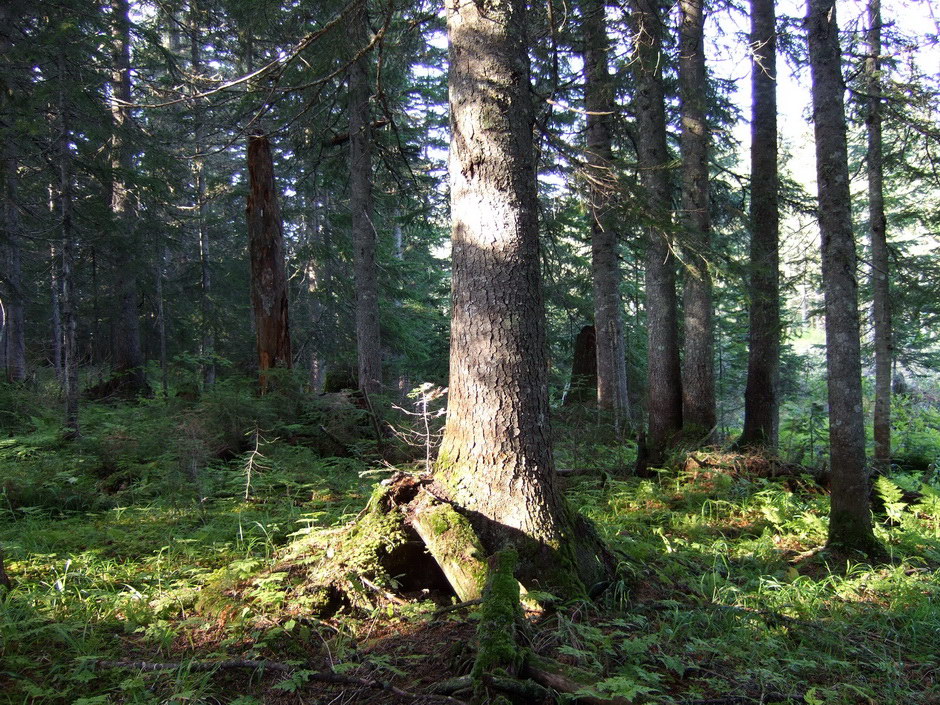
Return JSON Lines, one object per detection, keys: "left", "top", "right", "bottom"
{"left": 867, "top": 0, "right": 891, "bottom": 472}
{"left": 679, "top": 0, "right": 716, "bottom": 441}
{"left": 349, "top": 0, "right": 382, "bottom": 397}
{"left": 806, "top": 0, "right": 877, "bottom": 553}
{"left": 438, "top": 0, "right": 608, "bottom": 594}
{"left": 581, "top": 0, "right": 630, "bottom": 422}
{"left": 631, "top": 0, "right": 683, "bottom": 469}
{"left": 247, "top": 133, "right": 292, "bottom": 393}
{"left": 739, "top": 0, "right": 781, "bottom": 449}
{"left": 110, "top": 0, "right": 146, "bottom": 394}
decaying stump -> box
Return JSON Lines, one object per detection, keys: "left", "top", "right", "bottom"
{"left": 564, "top": 325, "right": 598, "bottom": 406}
{"left": 0, "top": 546, "right": 11, "bottom": 590}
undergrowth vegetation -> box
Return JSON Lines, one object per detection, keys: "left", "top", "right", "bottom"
{"left": 1, "top": 377, "right": 940, "bottom": 704}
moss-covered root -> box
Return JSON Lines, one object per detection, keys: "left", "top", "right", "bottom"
{"left": 523, "top": 653, "right": 632, "bottom": 705}
{"left": 471, "top": 549, "right": 523, "bottom": 705}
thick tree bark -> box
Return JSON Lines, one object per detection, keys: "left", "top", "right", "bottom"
{"left": 679, "top": 0, "right": 715, "bottom": 440}
{"left": 581, "top": 0, "right": 630, "bottom": 421}
{"left": 631, "top": 0, "right": 682, "bottom": 469}
{"left": 246, "top": 133, "right": 292, "bottom": 392}
{"left": 867, "top": 0, "right": 891, "bottom": 472}
{"left": 57, "top": 50, "right": 79, "bottom": 437}
{"left": 739, "top": 0, "right": 781, "bottom": 449}
{"left": 349, "top": 0, "right": 382, "bottom": 397}
{"left": 806, "top": 0, "right": 877, "bottom": 553}
{"left": 438, "top": 0, "right": 607, "bottom": 594}
{"left": 564, "top": 325, "right": 598, "bottom": 406}
{"left": 110, "top": 0, "right": 146, "bottom": 393}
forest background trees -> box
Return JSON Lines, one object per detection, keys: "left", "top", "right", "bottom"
{"left": 0, "top": 0, "right": 939, "bottom": 550}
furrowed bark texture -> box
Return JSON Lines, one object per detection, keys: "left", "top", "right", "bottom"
{"left": 867, "top": 0, "right": 891, "bottom": 471}
{"left": 740, "top": 0, "right": 781, "bottom": 448}
{"left": 631, "top": 0, "right": 682, "bottom": 467}
{"left": 806, "top": 0, "right": 876, "bottom": 551}
{"left": 438, "top": 0, "right": 600, "bottom": 594}
{"left": 349, "top": 0, "right": 382, "bottom": 397}
{"left": 582, "top": 0, "right": 630, "bottom": 419}
{"left": 679, "top": 0, "right": 715, "bottom": 439}
{"left": 110, "top": 0, "right": 146, "bottom": 392}
{"left": 247, "top": 133, "right": 292, "bottom": 391}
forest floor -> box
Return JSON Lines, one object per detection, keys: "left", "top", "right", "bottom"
{"left": 2, "top": 386, "right": 940, "bottom": 704}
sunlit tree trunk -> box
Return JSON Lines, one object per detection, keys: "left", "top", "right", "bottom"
{"left": 631, "top": 0, "right": 682, "bottom": 469}
{"left": 806, "top": 0, "right": 877, "bottom": 553}
{"left": 581, "top": 0, "right": 629, "bottom": 422}
{"left": 867, "top": 0, "right": 891, "bottom": 472}
{"left": 679, "top": 0, "right": 715, "bottom": 441}
{"left": 740, "top": 0, "right": 781, "bottom": 449}
{"left": 349, "top": 0, "right": 382, "bottom": 397}
{"left": 247, "top": 133, "right": 292, "bottom": 392}
{"left": 110, "top": 0, "right": 146, "bottom": 393}
{"left": 437, "top": 0, "right": 607, "bottom": 593}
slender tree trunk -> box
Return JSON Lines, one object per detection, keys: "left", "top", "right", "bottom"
{"left": 50, "top": 240, "right": 63, "bottom": 381}
{"left": 438, "top": 0, "right": 607, "bottom": 594}
{"left": 631, "top": 0, "right": 682, "bottom": 469}
{"left": 581, "top": 0, "right": 629, "bottom": 422}
{"left": 155, "top": 244, "right": 168, "bottom": 399}
{"left": 806, "top": 0, "right": 877, "bottom": 553}
{"left": 246, "top": 133, "right": 291, "bottom": 393}
{"left": 679, "top": 0, "right": 715, "bottom": 441}
{"left": 57, "top": 51, "right": 79, "bottom": 437}
{"left": 2, "top": 152, "right": 26, "bottom": 382}
{"left": 739, "top": 0, "right": 781, "bottom": 449}
{"left": 190, "top": 1, "right": 215, "bottom": 388}
{"left": 867, "top": 0, "right": 891, "bottom": 472}
{"left": 349, "top": 0, "right": 382, "bottom": 397}
{"left": 109, "top": 0, "right": 146, "bottom": 393}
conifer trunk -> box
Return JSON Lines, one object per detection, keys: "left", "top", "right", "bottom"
{"left": 631, "top": 0, "right": 682, "bottom": 468}
{"left": 740, "top": 0, "right": 781, "bottom": 448}
{"left": 349, "top": 0, "right": 382, "bottom": 397}
{"left": 110, "top": 0, "right": 146, "bottom": 393}
{"left": 57, "top": 50, "right": 79, "bottom": 437}
{"left": 246, "top": 133, "right": 292, "bottom": 392}
{"left": 679, "top": 0, "right": 716, "bottom": 440}
{"left": 581, "top": 0, "right": 629, "bottom": 421}
{"left": 2, "top": 150, "right": 26, "bottom": 382}
{"left": 438, "top": 0, "right": 607, "bottom": 594}
{"left": 806, "top": 0, "right": 877, "bottom": 552}
{"left": 867, "top": 0, "right": 891, "bottom": 472}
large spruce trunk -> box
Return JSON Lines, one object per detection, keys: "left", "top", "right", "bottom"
{"left": 679, "top": 0, "right": 716, "bottom": 441}
{"left": 631, "top": 0, "right": 683, "bottom": 469}
{"left": 806, "top": 0, "right": 877, "bottom": 553}
{"left": 247, "top": 133, "right": 292, "bottom": 392}
{"left": 349, "top": 0, "right": 382, "bottom": 397}
{"left": 866, "top": 0, "right": 891, "bottom": 471}
{"left": 740, "top": 0, "right": 781, "bottom": 448}
{"left": 581, "top": 0, "right": 630, "bottom": 421}
{"left": 109, "top": 0, "right": 146, "bottom": 393}
{"left": 437, "top": 0, "right": 607, "bottom": 594}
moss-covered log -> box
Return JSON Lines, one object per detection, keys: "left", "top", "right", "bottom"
{"left": 471, "top": 549, "right": 522, "bottom": 704}
{"left": 409, "top": 489, "right": 489, "bottom": 601}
